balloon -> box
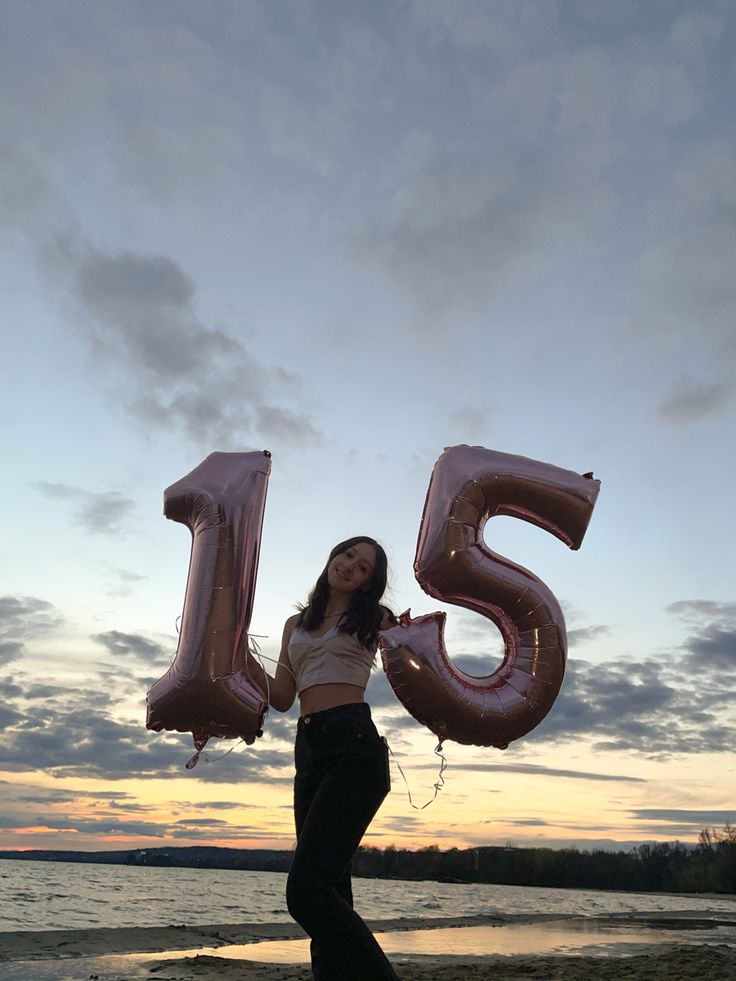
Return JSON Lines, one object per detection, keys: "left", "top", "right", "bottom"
{"left": 379, "top": 445, "right": 600, "bottom": 748}
{"left": 146, "top": 451, "right": 270, "bottom": 754}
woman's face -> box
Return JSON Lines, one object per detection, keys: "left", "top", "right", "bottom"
{"left": 326, "top": 542, "right": 377, "bottom": 597}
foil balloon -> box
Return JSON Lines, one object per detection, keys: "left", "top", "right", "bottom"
{"left": 379, "top": 445, "right": 600, "bottom": 748}
{"left": 146, "top": 451, "right": 270, "bottom": 757}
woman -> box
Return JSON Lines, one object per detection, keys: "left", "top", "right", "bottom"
{"left": 248, "top": 536, "right": 401, "bottom": 981}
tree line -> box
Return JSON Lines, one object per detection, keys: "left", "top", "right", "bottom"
{"left": 352, "top": 824, "right": 736, "bottom": 894}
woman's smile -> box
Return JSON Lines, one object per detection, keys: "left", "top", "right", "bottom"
{"left": 327, "top": 543, "right": 376, "bottom": 593}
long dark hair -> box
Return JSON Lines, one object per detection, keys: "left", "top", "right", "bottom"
{"left": 297, "top": 536, "right": 392, "bottom": 649}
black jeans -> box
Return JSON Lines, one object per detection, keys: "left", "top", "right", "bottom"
{"left": 286, "top": 702, "right": 400, "bottom": 981}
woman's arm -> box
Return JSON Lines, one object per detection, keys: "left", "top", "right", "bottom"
{"left": 247, "top": 614, "right": 298, "bottom": 713}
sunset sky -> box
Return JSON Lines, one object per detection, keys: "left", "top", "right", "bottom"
{"left": 1, "top": 1, "right": 735, "bottom": 855}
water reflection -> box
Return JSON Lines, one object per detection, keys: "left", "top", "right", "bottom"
{"left": 135, "top": 918, "right": 736, "bottom": 964}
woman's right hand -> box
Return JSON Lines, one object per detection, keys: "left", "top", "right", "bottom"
{"left": 247, "top": 615, "right": 298, "bottom": 712}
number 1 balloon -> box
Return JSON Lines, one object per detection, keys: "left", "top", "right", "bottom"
{"left": 146, "top": 451, "right": 270, "bottom": 757}
{"left": 379, "top": 445, "right": 600, "bottom": 748}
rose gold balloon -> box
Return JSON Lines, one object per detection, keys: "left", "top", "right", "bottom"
{"left": 146, "top": 451, "right": 270, "bottom": 751}
{"left": 379, "top": 445, "right": 600, "bottom": 748}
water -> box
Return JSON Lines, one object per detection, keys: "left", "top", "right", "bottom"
{"left": 1, "top": 858, "right": 735, "bottom": 932}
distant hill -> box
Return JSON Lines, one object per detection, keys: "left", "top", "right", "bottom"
{"left": 2, "top": 838, "right": 733, "bottom": 893}
{"left": 0, "top": 846, "right": 292, "bottom": 872}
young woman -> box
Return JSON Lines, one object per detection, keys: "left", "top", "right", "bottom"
{"left": 248, "top": 536, "right": 401, "bottom": 981}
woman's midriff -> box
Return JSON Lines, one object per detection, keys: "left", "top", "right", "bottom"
{"left": 299, "top": 682, "right": 365, "bottom": 716}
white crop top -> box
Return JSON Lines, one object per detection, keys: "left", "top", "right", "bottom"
{"left": 288, "top": 623, "right": 376, "bottom": 695}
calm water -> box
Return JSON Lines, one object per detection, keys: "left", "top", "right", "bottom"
{"left": 1, "top": 858, "right": 735, "bottom": 932}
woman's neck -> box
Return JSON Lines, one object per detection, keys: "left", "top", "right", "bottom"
{"left": 323, "top": 597, "right": 350, "bottom": 619}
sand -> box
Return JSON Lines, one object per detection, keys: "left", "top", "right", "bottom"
{"left": 1, "top": 915, "right": 734, "bottom": 981}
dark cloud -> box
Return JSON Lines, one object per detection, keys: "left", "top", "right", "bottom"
{"left": 531, "top": 646, "right": 735, "bottom": 755}
{"left": 177, "top": 800, "right": 248, "bottom": 810}
{"left": 22, "top": 684, "right": 71, "bottom": 700}
{"left": 628, "top": 808, "right": 736, "bottom": 825}
{"left": 508, "top": 818, "right": 551, "bottom": 827}
{"left": 33, "top": 481, "right": 135, "bottom": 536}
{"left": 93, "top": 630, "right": 170, "bottom": 664}
{"left": 24, "top": 815, "right": 168, "bottom": 838}
{"left": 256, "top": 406, "right": 322, "bottom": 446}
{"left": 40, "top": 240, "right": 323, "bottom": 449}
{"left": 667, "top": 599, "right": 736, "bottom": 623}
{"left": 0, "top": 595, "right": 64, "bottom": 667}
{"left": 0, "top": 705, "right": 24, "bottom": 731}
{"left": 656, "top": 378, "right": 732, "bottom": 422}
{"left": 0, "top": 681, "right": 23, "bottom": 699}
{"left": 410, "top": 761, "right": 646, "bottom": 783}
{"left": 0, "top": 773, "right": 273, "bottom": 840}
{"left": 681, "top": 624, "right": 736, "bottom": 671}
{"left": 0, "top": 641, "right": 23, "bottom": 667}
{"left": 0, "top": 671, "right": 293, "bottom": 782}
{"left": 0, "top": 595, "right": 64, "bottom": 637}
{"left": 372, "top": 599, "right": 736, "bottom": 757}
{"left": 173, "top": 817, "right": 230, "bottom": 826}
{"left": 0, "top": 780, "right": 219, "bottom": 842}
{"left": 667, "top": 599, "right": 736, "bottom": 674}
{"left": 568, "top": 624, "right": 611, "bottom": 647}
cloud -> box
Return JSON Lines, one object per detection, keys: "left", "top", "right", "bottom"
{"left": 567, "top": 624, "right": 611, "bottom": 648}
{"left": 93, "top": 630, "right": 170, "bottom": 665}
{"left": 667, "top": 599, "right": 736, "bottom": 623}
{"left": 0, "top": 141, "right": 72, "bottom": 233}
{"left": 103, "top": 565, "right": 148, "bottom": 598}
{"left": 34, "top": 481, "right": 136, "bottom": 535}
{"left": 0, "top": 705, "right": 24, "bottom": 730}
{"left": 0, "top": 668, "right": 294, "bottom": 783}
{"left": 373, "top": 598, "right": 736, "bottom": 757}
{"left": 347, "top": 145, "right": 603, "bottom": 320}
{"left": 628, "top": 808, "right": 736, "bottom": 826}
{"left": 533, "top": 641, "right": 736, "bottom": 755}
{"left": 667, "top": 599, "right": 736, "bottom": 674}
{"left": 0, "top": 595, "right": 64, "bottom": 666}
{"left": 0, "top": 595, "right": 64, "bottom": 637}
{"left": 413, "top": 761, "right": 646, "bottom": 783}
{"left": 656, "top": 377, "right": 732, "bottom": 422}
{"left": 40, "top": 239, "right": 323, "bottom": 449}
{"left": 179, "top": 800, "right": 249, "bottom": 811}
{"left": 0, "top": 642, "right": 24, "bottom": 668}
{"left": 256, "top": 406, "right": 322, "bottom": 446}
{"left": 680, "top": 624, "right": 736, "bottom": 673}
{"left": 0, "top": 779, "right": 261, "bottom": 843}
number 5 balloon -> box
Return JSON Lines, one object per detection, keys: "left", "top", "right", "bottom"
{"left": 379, "top": 445, "right": 600, "bottom": 748}
{"left": 146, "top": 451, "right": 270, "bottom": 756}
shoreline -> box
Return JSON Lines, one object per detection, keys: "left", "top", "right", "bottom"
{"left": 1, "top": 912, "right": 735, "bottom": 981}
{"left": 1, "top": 914, "right": 504, "bottom": 961}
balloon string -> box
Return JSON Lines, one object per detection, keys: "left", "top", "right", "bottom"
{"left": 185, "top": 738, "right": 245, "bottom": 770}
{"left": 198, "top": 741, "right": 242, "bottom": 764}
{"left": 247, "top": 636, "right": 271, "bottom": 728}
{"left": 248, "top": 636, "right": 297, "bottom": 681}
{"left": 389, "top": 740, "right": 447, "bottom": 810}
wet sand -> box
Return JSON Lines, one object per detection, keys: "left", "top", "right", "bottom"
{"left": 0, "top": 913, "right": 734, "bottom": 981}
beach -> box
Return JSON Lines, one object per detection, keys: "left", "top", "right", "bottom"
{"left": 2, "top": 913, "right": 736, "bottom": 981}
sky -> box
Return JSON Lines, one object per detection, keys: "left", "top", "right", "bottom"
{"left": 1, "top": 0, "right": 735, "bottom": 856}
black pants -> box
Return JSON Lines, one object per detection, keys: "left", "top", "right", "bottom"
{"left": 286, "top": 702, "right": 400, "bottom": 981}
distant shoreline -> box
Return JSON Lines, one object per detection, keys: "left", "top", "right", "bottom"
{"left": 2, "top": 846, "right": 735, "bottom": 898}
